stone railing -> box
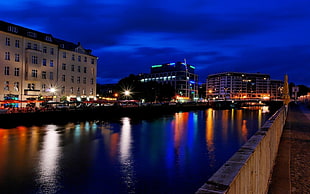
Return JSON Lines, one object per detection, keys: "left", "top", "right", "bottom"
{"left": 196, "top": 106, "right": 287, "bottom": 194}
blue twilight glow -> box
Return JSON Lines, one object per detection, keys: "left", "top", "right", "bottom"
{"left": 1, "top": 1, "right": 309, "bottom": 86}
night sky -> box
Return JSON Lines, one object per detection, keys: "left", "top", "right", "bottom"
{"left": 1, "top": 0, "right": 309, "bottom": 86}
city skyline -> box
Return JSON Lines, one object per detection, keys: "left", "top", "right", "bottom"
{"left": 1, "top": 0, "right": 310, "bottom": 86}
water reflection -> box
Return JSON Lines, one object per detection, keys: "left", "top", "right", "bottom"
{"left": 0, "top": 108, "right": 271, "bottom": 193}
{"left": 206, "top": 108, "right": 215, "bottom": 167}
{"left": 119, "top": 117, "right": 136, "bottom": 193}
{"left": 36, "top": 125, "right": 62, "bottom": 194}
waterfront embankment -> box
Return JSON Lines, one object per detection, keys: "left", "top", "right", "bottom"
{"left": 196, "top": 105, "right": 288, "bottom": 193}
{"left": 0, "top": 103, "right": 209, "bottom": 128}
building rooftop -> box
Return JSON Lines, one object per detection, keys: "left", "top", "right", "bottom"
{"left": 0, "top": 20, "right": 94, "bottom": 56}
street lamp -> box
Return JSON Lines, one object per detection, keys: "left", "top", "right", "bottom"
{"left": 50, "top": 87, "right": 57, "bottom": 101}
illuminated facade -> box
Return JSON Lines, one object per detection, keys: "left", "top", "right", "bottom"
{"left": 140, "top": 62, "right": 198, "bottom": 100}
{"left": 206, "top": 72, "right": 283, "bottom": 101}
{"left": 0, "top": 20, "right": 97, "bottom": 103}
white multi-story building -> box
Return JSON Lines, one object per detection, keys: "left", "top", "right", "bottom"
{"left": 206, "top": 72, "right": 283, "bottom": 101}
{"left": 0, "top": 20, "right": 97, "bottom": 105}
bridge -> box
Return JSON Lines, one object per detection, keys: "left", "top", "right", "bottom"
{"left": 196, "top": 102, "right": 310, "bottom": 194}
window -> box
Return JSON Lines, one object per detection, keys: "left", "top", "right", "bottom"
{"left": 63, "top": 52, "right": 66, "bottom": 58}
{"left": 14, "top": 68, "right": 19, "bottom": 76}
{"left": 71, "top": 76, "right": 74, "bottom": 83}
{"left": 78, "top": 56, "right": 81, "bottom": 62}
{"left": 62, "top": 63, "right": 66, "bottom": 70}
{"left": 90, "top": 88, "right": 94, "bottom": 95}
{"left": 60, "top": 44, "right": 64, "bottom": 48}
{"left": 27, "top": 31, "right": 37, "bottom": 38}
{"left": 82, "top": 89, "right": 86, "bottom": 95}
{"left": 70, "top": 87, "right": 74, "bottom": 94}
{"left": 50, "top": 48, "right": 54, "bottom": 55}
{"left": 72, "top": 54, "right": 75, "bottom": 61}
{"left": 71, "top": 65, "right": 75, "bottom": 71}
{"left": 42, "top": 84, "right": 46, "bottom": 92}
{"left": 32, "top": 56, "right": 38, "bottom": 64}
{"left": 42, "top": 59, "right": 47, "bottom": 66}
{"left": 5, "top": 37, "right": 10, "bottom": 46}
{"left": 4, "top": 81, "right": 9, "bottom": 91}
{"left": 50, "top": 60, "right": 54, "bottom": 67}
{"left": 15, "top": 40, "right": 20, "bottom": 48}
{"left": 78, "top": 66, "right": 81, "bottom": 72}
{"left": 31, "top": 70, "right": 38, "bottom": 78}
{"left": 77, "top": 76, "right": 81, "bottom": 84}
{"left": 45, "top": 36, "right": 52, "bottom": 42}
{"left": 50, "top": 72, "right": 54, "bottom": 80}
{"left": 84, "top": 57, "right": 87, "bottom": 62}
{"left": 90, "top": 78, "right": 94, "bottom": 85}
{"left": 15, "top": 54, "right": 20, "bottom": 62}
{"left": 83, "top": 77, "right": 86, "bottom": 84}
{"left": 33, "top": 44, "right": 38, "bottom": 50}
{"left": 8, "top": 26, "right": 18, "bottom": 33}
{"left": 61, "top": 86, "right": 65, "bottom": 94}
{"left": 84, "top": 67, "right": 87, "bottom": 73}
{"left": 42, "top": 71, "right": 46, "bottom": 79}
{"left": 4, "top": 66, "right": 10, "bottom": 75}
{"left": 62, "top": 75, "right": 66, "bottom": 82}
{"left": 77, "top": 87, "right": 80, "bottom": 94}
{"left": 31, "top": 83, "right": 35, "bottom": 90}
{"left": 27, "top": 42, "right": 31, "bottom": 49}
{"left": 14, "top": 82, "right": 19, "bottom": 91}
{"left": 43, "top": 47, "right": 47, "bottom": 53}
{"left": 5, "top": 52, "right": 10, "bottom": 60}
{"left": 91, "top": 58, "right": 95, "bottom": 64}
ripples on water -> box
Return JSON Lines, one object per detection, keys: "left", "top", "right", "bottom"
{"left": 0, "top": 108, "right": 270, "bottom": 193}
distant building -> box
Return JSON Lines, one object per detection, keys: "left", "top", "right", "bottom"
{"left": 206, "top": 72, "right": 283, "bottom": 100}
{"left": 139, "top": 61, "right": 199, "bottom": 101}
{"left": 0, "top": 20, "right": 97, "bottom": 105}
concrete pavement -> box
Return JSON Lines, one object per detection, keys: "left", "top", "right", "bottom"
{"left": 268, "top": 103, "right": 310, "bottom": 194}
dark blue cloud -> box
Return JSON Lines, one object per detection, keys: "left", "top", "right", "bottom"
{"left": 1, "top": 0, "right": 310, "bottom": 86}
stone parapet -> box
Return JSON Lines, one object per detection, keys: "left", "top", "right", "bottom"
{"left": 196, "top": 106, "right": 287, "bottom": 194}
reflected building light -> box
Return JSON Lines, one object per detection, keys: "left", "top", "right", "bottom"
{"left": 206, "top": 108, "right": 215, "bottom": 167}
{"left": 37, "top": 125, "right": 61, "bottom": 193}
{"left": 119, "top": 117, "right": 136, "bottom": 193}
{"left": 221, "top": 110, "right": 229, "bottom": 141}
{"left": 241, "top": 120, "right": 248, "bottom": 141}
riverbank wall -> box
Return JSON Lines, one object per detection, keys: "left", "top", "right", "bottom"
{"left": 0, "top": 103, "right": 209, "bottom": 128}
{"left": 196, "top": 105, "right": 288, "bottom": 194}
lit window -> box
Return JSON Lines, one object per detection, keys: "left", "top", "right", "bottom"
{"left": 14, "top": 82, "right": 19, "bottom": 91}
{"left": 31, "top": 70, "right": 38, "bottom": 78}
{"left": 4, "top": 81, "right": 9, "bottom": 90}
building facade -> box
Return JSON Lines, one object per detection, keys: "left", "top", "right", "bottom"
{"left": 140, "top": 62, "right": 199, "bottom": 101}
{"left": 0, "top": 21, "right": 97, "bottom": 105}
{"left": 206, "top": 72, "right": 283, "bottom": 101}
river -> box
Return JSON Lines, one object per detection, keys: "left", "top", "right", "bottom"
{"left": 0, "top": 107, "right": 271, "bottom": 193}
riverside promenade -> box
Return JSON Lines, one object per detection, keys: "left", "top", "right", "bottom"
{"left": 268, "top": 103, "right": 310, "bottom": 194}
